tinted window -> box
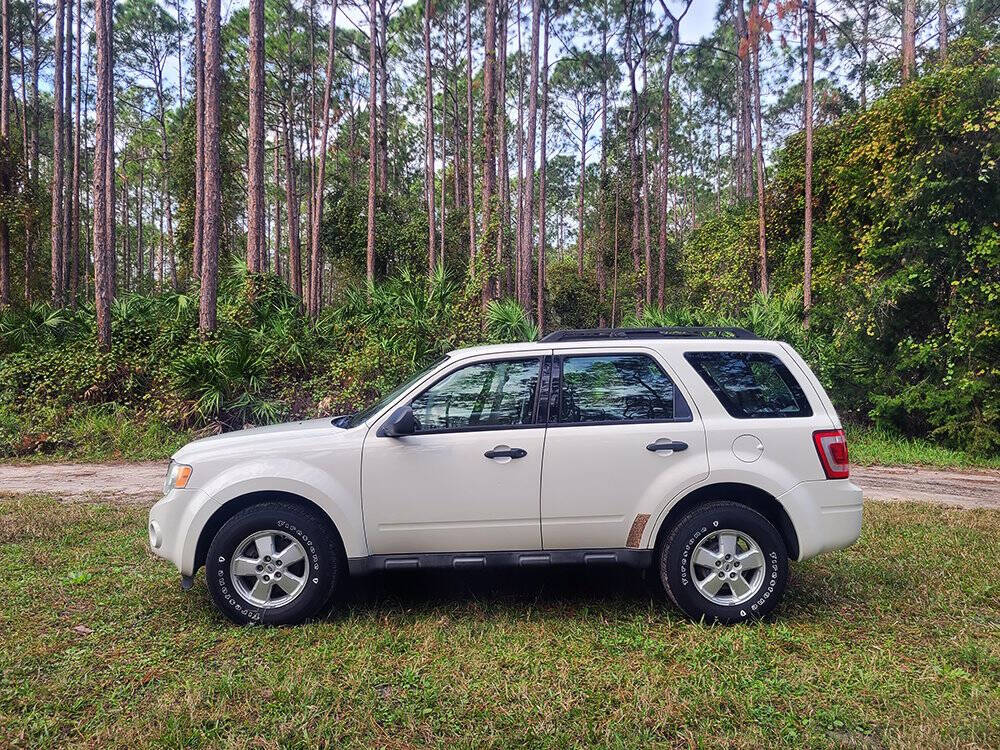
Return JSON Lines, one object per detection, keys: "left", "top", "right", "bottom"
{"left": 410, "top": 359, "right": 540, "bottom": 432}
{"left": 558, "top": 354, "right": 688, "bottom": 424}
{"left": 684, "top": 351, "right": 813, "bottom": 418}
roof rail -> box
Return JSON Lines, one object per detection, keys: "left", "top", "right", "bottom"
{"left": 539, "top": 326, "right": 759, "bottom": 343}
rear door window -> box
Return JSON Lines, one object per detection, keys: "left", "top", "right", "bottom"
{"left": 555, "top": 354, "right": 692, "bottom": 424}
{"left": 684, "top": 351, "right": 813, "bottom": 418}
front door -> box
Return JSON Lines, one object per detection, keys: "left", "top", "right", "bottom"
{"left": 362, "top": 355, "right": 548, "bottom": 554}
{"left": 539, "top": 350, "right": 709, "bottom": 549}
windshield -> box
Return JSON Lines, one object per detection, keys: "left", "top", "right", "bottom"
{"left": 340, "top": 356, "right": 449, "bottom": 429}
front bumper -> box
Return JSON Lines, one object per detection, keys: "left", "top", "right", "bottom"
{"left": 777, "top": 478, "right": 863, "bottom": 561}
{"left": 148, "top": 487, "right": 217, "bottom": 576}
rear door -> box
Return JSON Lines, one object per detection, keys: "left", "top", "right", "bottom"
{"left": 539, "top": 349, "right": 709, "bottom": 550}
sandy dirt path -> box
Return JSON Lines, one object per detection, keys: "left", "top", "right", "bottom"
{"left": 0, "top": 461, "right": 998, "bottom": 509}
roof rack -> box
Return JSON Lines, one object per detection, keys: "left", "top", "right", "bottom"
{"left": 539, "top": 326, "right": 759, "bottom": 343}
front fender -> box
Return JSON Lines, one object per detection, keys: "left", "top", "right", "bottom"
{"left": 186, "top": 458, "right": 367, "bottom": 571}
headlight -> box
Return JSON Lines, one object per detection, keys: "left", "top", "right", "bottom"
{"left": 163, "top": 461, "right": 193, "bottom": 493}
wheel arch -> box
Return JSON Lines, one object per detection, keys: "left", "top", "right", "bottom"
{"left": 194, "top": 491, "right": 347, "bottom": 574}
{"left": 650, "top": 482, "right": 800, "bottom": 560}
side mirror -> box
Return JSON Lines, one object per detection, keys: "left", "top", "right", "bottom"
{"left": 377, "top": 405, "right": 416, "bottom": 437}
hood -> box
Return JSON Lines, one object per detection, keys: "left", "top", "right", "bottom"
{"left": 172, "top": 416, "right": 348, "bottom": 462}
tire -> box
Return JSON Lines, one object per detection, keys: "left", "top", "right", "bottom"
{"left": 205, "top": 501, "right": 341, "bottom": 626}
{"left": 659, "top": 501, "right": 788, "bottom": 624}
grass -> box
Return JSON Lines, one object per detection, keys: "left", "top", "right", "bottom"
{"left": 846, "top": 424, "right": 1000, "bottom": 471}
{"left": 2, "top": 496, "right": 999, "bottom": 748}
{"left": 0, "top": 403, "right": 192, "bottom": 464}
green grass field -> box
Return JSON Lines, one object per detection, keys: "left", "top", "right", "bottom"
{"left": 3, "top": 495, "right": 1000, "bottom": 749}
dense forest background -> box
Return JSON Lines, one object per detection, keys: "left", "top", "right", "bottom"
{"left": 0, "top": 0, "right": 997, "bottom": 459}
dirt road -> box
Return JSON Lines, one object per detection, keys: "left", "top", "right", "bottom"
{"left": 1, "top": 460, "right": 998, "bottom": 509}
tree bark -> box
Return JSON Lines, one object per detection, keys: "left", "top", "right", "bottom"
{"left": 497, "top": 4, "right": 510, "bottom": 297}
{"left": 0, "top": 0, "right": 10, "bottom": 308}
{"left": 274, "top": 132, "right": 282, "bottom": 276}
{"left": 153, "top": 72, "right": 175, "bottom": 290}
{"left": 902, "top": 0, "right": 916, "bottom": 81}
{"left": 309, "top": 0, "right": 338, "bottom": 316}
{"left": 536, "top": 11, "right": 548, "bottom": 332}
{"left": 50, "top": 0, "right": 65, "bottom": 306}
{"left": 804, "top": 0, "right": 815, "bottom": 326}
{"left": 94, "top": 0, "right": 114, "bottom": 349}
{"left": 576, "top": 94, "right": 586, "bottom": 279}
{"left": 750, "top": 13, "right": 767, "bottom": 294}
{"left": 284, "top": 109, "right": 302, "bottom": 296}
{"left": 62, "top": 0, "right": 73, "bottom": 297}
{"left": 423, "top": 0, "right": 436, "bottom": 274}
{"left": 193, "top": 0, "right": 205, "bottom": 279}
{"left": 733, "top": 0, "right": 753, "bottom": 200}
{"left": 859, "top": 0, "right": 870, "bottom": 109}
{"left": 247, "top": 0, "right": 266, "bottom": 274}
{"left": 938, "top": 0, "right": 947, "bottom": 61}
{"left": 625, "top": 0, "right": 641, "bottom": 313}
{"left": 377, "top": 0, "right": 388, "bottom": 194}
{"left": 69, "top": 0, "right": 82, "bottom": 305}
{"left": 465, "top": 0, "right": 476, "bottom": 263}
{"left": 656, "top": 0, "right": 689, "bottom": 309}
{"left": 199, "top": 0, "right": 222, "bottom": 334}
{"left": 640, "top": 10, "right": 652, "bottom": 308}
{"left": 519, "top": 0, "right": 541, "bottom": 308}
{"left": 595, "top": 3, "right": 609, "bottom": 323}
{"left": 481, "top": 0, "right": 496, "bottom": 257}
{"left": 366, "top": 0, "right": 377, "bottom": 281}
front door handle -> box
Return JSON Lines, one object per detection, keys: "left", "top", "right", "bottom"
{"left": 646, "top": 440, "right": 688, "bottom": 453}
{"left": 485, "top": 447, "right": 528, "bottom": 460}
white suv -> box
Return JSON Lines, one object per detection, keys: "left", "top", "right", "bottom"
{"left": 149, "top": 327, "right": 862, "bottom": 625}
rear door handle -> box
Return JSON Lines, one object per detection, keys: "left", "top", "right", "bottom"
{"left": 485, "top": 447, "right": 528, "bottom": 459}
{"left": 646, "top": 440, "right": 688, "bottom": 453}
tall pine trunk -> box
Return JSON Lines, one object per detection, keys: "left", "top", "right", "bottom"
{"left": 901, "top": 0, "right": 916, "bottom": 81}
{"left": 465, "top": 0, "right": 476, "bottom": 263}
{"left": 0, "top": 0, "right": 10, "bottom": 308}
{"left": 366, "top": 0, "right": 377, "bottom": 281}
{"left": 310, "top": 0, "right": 338, "bottom": 317}
{"left": 246, "top": 0, "right": 266, "bottom": 274}
{"left": 50, "top": 0, "right": 65, "bottom": 306}
{"left": 199, "top": 0, "right": 222, "bottom": 334}
{"left": 193, "top": 0, "right": 205, "bottom": 278}
{"left": 803, "top": 0, "right": 815, "bottom": 326}
{"left": 423, "top": 0, "right": 436, "bottom": 274}
{"left": 519, "top": 0, "right": 541, "bottom": 308}
{"left": 751, "top": 21, "right": 767, "bottom": 294}
{"left": 536, "top": 11, "right": 548, "bottom": 331}
{"left": 69, "top": 0, "right": 82, "bottom": 305}
{"left": 94, "top": 0, "right": 114, "bottom": 349}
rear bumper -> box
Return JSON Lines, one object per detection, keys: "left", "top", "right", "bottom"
{"left": 777, "top": 479, "right": 863, "bottom": 561}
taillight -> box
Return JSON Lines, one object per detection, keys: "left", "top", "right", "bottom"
{"left": 813, "top": 429, "right": 849, "bottom": 479}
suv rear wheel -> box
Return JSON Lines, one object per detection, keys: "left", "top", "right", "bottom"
{"left": 659, "top": 501, "right": 788, "bottom": 624}
{"left": 206, "top": 502, "right": 341, "bottom": 625}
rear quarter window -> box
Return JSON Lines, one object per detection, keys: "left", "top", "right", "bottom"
{"left": 684, "top": 351, "right": 813, "bottom": 419}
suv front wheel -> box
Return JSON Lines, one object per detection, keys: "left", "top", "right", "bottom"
{"left": 206, "top": 502, "right": 341, "bottom": 625}
{"left": 659, "top": 501, "right": 788, "bottom": 624}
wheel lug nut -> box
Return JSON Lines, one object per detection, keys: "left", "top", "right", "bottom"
{"left": 275, "top": 571, "right": 282, "bottom": 578}
{"left": 715, "top": 561, "right": 721, "bottom": 567}
{"left": 718, "top": 572, "right": 724, "bottom": 578}
{"left": 256, "top": 565, "right": 263, "bottom": 572}
{"left": 275, "top": 560, "right": 282, "bottom": 567}
{"left": 263, "top": 556, "right": 271, "bottom": 562}
{"left": 263, "top": 574, "right": 270, "bottom": 581}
